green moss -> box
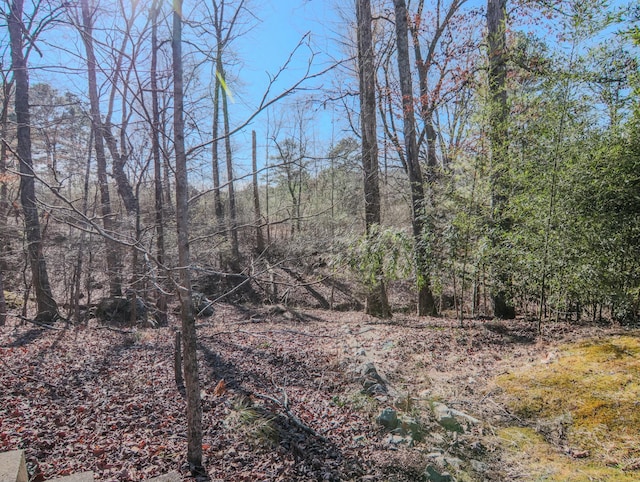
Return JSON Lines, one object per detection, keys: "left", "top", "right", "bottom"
{"left": 496, "top": 335, "right": 640, "bottom": 479}
{"left": 499, "top": 427, "right": 640, "bottom": 481}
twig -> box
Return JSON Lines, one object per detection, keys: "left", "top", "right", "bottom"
{"left": 255, "top": 386, "right": 329, "bottom": 443}
{"left": 203, "top": 328, "right": 337, "bottom": 339}
{"left": 18, "top": 315, "right": 62, "bottom": 330}
{"left": 0, "top": 355, "right": 60, "bottom": 391}
{"left": 97, "top": 325, "right": 134, "bottom": 334}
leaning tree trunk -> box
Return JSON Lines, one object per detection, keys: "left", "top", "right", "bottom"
{"left": 356, "top": 0, "right": 391, "bottom": 318}
{"left": 8, "top": 0, "right": 58, "bottom": 322}
{"left": 487, "top": 0, "right": 515, "bottom": 319}
{"left": 172, "top": 1, "right": 205, "bottom": 476}
{"left": 80, "top": 0, "right": 122, "bottom": 297}
{"left": 393, "top": 0, "right": 437, "bottom": 316}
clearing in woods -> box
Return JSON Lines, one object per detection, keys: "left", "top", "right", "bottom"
{"left": 1, "top": 305, "right": 638, "bottom": 481}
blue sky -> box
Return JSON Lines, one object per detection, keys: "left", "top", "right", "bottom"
{"left": 223, "top": 0, "right": 348, "bottom": 176}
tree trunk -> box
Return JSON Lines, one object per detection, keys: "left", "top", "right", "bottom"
{"left": 8, "top": 0, "right": 58, "bottom": 322}
{"left": 356, "top": 0, "right": 391, "bottom": 318}
{"left": 0, "top": 268, "right": 6, "bottom": 325}
{"left": 172, "top": 1, "right": 205, "bottom": 476}
{"left": 252, "top": 130, "right": 265, "bottom": 253}
{"left": 79, "top": 0, "right": 122, "bottom": 297}
{"left": 487, "top": 0, "right": 515, "bottom": 319}
{"left": 0, "top": 76, "right": 12, "bottom": 229}
{"left": 221, "top": 67, "right": 240, "bottom": 269}
{"left": 151, "top": 0, "right": 167, "bottom": 325}
{"left": 211, "top": 52, "right": 225, "bottom": 229}
{"left": 393, "top": 0, "right": 437, "bottom": 317}
{"left": 0, "top": 76, "right": 13, "bottom": 320}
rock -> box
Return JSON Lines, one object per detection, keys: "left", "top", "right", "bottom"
{"left": 431, "top": 402, "right": 480, "bottom": 433}
{"left": 363, "top": 381, "right": 387, "bottom": 396}
{"left": 385, "top": 434, "right": 409, "bottom": 445}
{"left": 377, "top": 408, "right": 398, "bottom": 430}
{"left": 94, "top": 296, "right": 147, "bottom": 325}
{"left": 444, "top": 457, "right": 463, "bottom": 470}
{"left": 193, "top": 272, "right": 257, "bottom": 303}
{"left": 358, "top": 362, "right": 385, "bottom": 383}
{"left": 425, "top": 465, "right": 452, "bottom": 482}
{"left": 470, "top": 459, "right": 488, "bottom": 473}
{"left": 431, "top": 402, "right": 463, "bottom": 433}
{"left": 355, "top": 348, "right": 367, "bottom": 356}
{"left": 358, "top": 362, "right": 388, "bottom": 395}
{"left": 0, "top": 450, "right": 28, "bottom": 482}
{"left": 398, "top": 415, "right": 424, "bottom": 442}
{"left": 192, "top": 291, "right": 214, "bottom": 317}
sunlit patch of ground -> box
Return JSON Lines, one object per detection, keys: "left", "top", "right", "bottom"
{"left": 497, "top": 334, "right": 640, "bottom": 481}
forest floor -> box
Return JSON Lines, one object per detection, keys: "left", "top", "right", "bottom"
{"left": 1, "top": 305, "right": 639, "bottom": 481}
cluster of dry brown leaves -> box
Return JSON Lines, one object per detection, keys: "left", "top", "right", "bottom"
{"left": 0, "top": 305, "right": 617, "bottom": 481}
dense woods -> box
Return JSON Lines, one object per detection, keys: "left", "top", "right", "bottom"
{"left": 1, "top": 0, "right": 639, "bottom": 479}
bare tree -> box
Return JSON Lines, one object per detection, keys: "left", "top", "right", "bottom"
{"left": 0, "top": 63, "right": 13, "bottom": 326}
{"left": 6, "top": 0, "right": 60, "bottom": 322}
{"left": 150, "top": 0, "right": 167, "bottom": 324}
{"left": 210, "top": 0, "right": 247, "bottom": 270}
{"left": 393, "top": 0, "right": 438, "bottom": 316}
{"left": 356, "top": 0, "right": 391, "bottom": 318}
{"left": 172, "top": 0, "right": 205, "bottom": 476}
{"left": 252, "top": 129, "right": 264, "bottom": 253}
{"left": 77, "top": 0, "right": 123, "bottom": 297}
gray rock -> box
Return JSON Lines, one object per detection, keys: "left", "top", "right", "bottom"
{"left": 426, "top": 452, "right": 446, "bottom": 467}
{"left": 385, "top": 434, "right": 409, "bottom": 445}
{"left": 425, "top": 465, "right": 453, "bottom": 482}
{"left": 471, "top": 459, "right": 488, "bottom": 473}
{"left": 94, "top": 295, "right": 147, "bottom": 324}
{"left": 431, "top": 402, "right": 463, "bottom": 433}
{"left": 398, "top": 415, "right": 424, "bottom": 442}
{"left": 444, "top": 457, "right": 463, "bottom": 470}
{"left": 377, "top": 407, "right": 398, "bottom": 430}
{"left": 431, "top": 402, "right": 480, "bottom": 433}
{"left": 355, "top": 348, "right": 367, "bottom": 356}
{"left": 192, "top": 291, "right": 214, "bottom": 317}
{"left": 363, "top": 382, "right": 387, "bottom": 395}
{"left": 359, "top": 362, "right": 388, "bottom": 394}
{"left": 358, "top": 362, "right": 386, "bottom": 384}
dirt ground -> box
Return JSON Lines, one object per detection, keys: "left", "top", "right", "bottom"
{"left": 0, "top": 305, "right": 631, "bottom": 481}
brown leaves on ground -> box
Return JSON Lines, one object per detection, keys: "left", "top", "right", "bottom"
{"left": 0, "top": 306, "right": 622, "bottom": 481}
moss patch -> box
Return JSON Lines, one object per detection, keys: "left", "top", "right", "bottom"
{"left": 497, "top": 334, "right": 640, "bottom": 478}
{"left": 498, "top": 427, "right": 639, "bottom": 481}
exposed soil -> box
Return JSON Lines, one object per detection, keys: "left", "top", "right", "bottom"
{"left": 0, "top": 306, "right": 630, "bottom": 481}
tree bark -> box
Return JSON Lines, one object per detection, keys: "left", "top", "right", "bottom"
{"left": 393, "top": 0, "right": 438, "bottom": 316}
{"left": 393, "top": 0, "right": 437, "bottom": 317}
{"left": 0, "top": 75, "right": 13, "bottom": 320}
{"left": 0, "top": 75, "right": 12, "bottom": 228}
{"left": 221, "top": 71, "right": 240, "bottom": 269}
{"left": 172, "top": 1, "right": 205, "bottom": 475}
{"left": 151, "top": 0, "right": 167, "bottom": 325}
{"left": 0, "top": 267, "right": 6, "bottom": 325}
{"left": 356, "top": 0, "right": 391, "bottom": 318}
{"left": 8, "top": 0, "right": 58, "bottom": 322}
{"left": 487, "top": 0, "right": 515, "bottom": 319}
{"left": 79, "top": 0, "right": 122, "bottom": 297}
{"left": 252, "top": 130, "right": 265, "bottom": 253}
{"left": 211, "top": 63, "right": 225, "bottom": 228}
